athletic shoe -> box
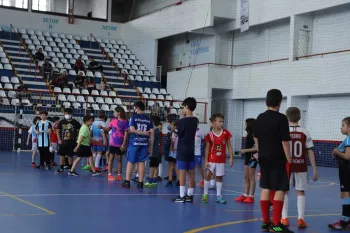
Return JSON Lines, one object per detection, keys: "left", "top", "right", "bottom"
{"left": 157, "top": 176, "right": 163, "bottom": 181}
{"left": 131, "top": 176, "right": 139, "bottom": 182}
{"left": 235, "top": 195, "right": 247, "bottom": 202}
{"left": 269, "top": 223, "right": 294, "bottom": 233}
{"left": 144, "top": 182, "right": 157, "bottom": 188}
{"left": 281, "top": 218, "right": 289, "bottom": 227}
{"left": 216, "top": 196, "right": 227, "bottom": 204}
{"left": 297, "top": 218, "right": 307, "bottom": 228}
{"left": 172, "top": 195, "right": 185, "bottom": 203}
{"left": 328, "top": 219, "right": 349, "bottom": 230}
{"left": 243, "top": 196, "right": 254, "bottom": 203}
{"left": 137, "top": 182, "right": 144, "bottom": 188}
{"left": 92, "top": 171, "right": 101, "bottom": 177}
{"left": 201, "top": 194, "right": 208, "bottom": 203}
{"left": 82, "top": 165, "right": 90, "bottom": 170}
{"left": 184, "top": 195, "right": 193, "bottom": 203}
{"left": 31, "top": 162, "right": 36, "bottom": 167}
{"left": 117, "top": 174, "right": 123, "bottom": 181}
{"left": 108, "top": 175, "right": 116, "bottom": 181}
{"left": 68, "top": 170, "right": 79, "bottom": 176}
{"left": 56, "top": 168, "right": 64, "bottom": 173}
{"left": 165, "top": 181, "right": 172, "bottom": 187}
{"left": 262, "top": 222, "right": 271, "bottom": 232}
{"left": 199, "top": 180, "right": 204, "bottom": 187}
{"left": 121, "top": 180, "right": 130, "bottom": 188}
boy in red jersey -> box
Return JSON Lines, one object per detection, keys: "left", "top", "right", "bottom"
{"left": 281, "top": 107, "right": 318, "bottom": 228}
{"left": 201, "top": 113, "right": 234, "bottom": 204}
{"left": 254, "top": 89, "right": 292, "bottom": 233}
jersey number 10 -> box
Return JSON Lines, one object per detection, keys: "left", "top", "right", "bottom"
{"left": 290, "top": 141, "right": 303, "bottom": 158}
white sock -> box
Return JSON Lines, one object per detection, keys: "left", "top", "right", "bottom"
{"left": 297, "top": 195, "right": 305, "bottom": 219}
{"left": 136, "top": 173, "right": 139, "bottom": 178}
{"left": 216, "top": 182, "right": 223, "bottom": 196}
{"left": 95, "top": 154, "right": 101, "bottom": 168}
{"left": 187, "top": 187, "right": 194, "bottom": 196}
{"left": 93, "top": 154, "right": 97, "bottom": 162}
{"left": 158, "top": 163, "right": 163, "bottom": 177}
{"left": 180, "top": 186, "right": 186, "bottom": 198}
{"left": 282, "top": 194, "right": 289, "bottom": 219}
{"left": 244, "top": 194, "right": 248, "bottom": 197}
{"left": 210, "top": 179, "right": 216, "bottom": 186}
{"left": 204, "top": 180, "right": 210, "bottom": 195}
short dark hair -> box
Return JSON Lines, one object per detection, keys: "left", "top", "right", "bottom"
{"left": 266, "top": 89, "right": 283, "bottom": 107}
{"left": 134, "top": 101, "right": 145, "bottom": 111}
{"left": 64, "top": 108, "right": 72, "bottom": 114}
{"left": 40, "top": 111, "right": 48, "bottom": 116}
{"left": 53, "top": 117, "right": 60, "bottom": 122}
{"left": 210, "top": 113, "right": 224, "bottom": 121}
{"left": 151, "top": 115, "right": 161, "bottom": 126}
{"left": 83, "top": 115, "right": 94, "bottom": 123}
{"left": 98, "top": 110, "right": 106, "bottom": 119}
{"left": 115, "top": 106, "right": 126, "bottom": 119}
{"left": 286, "top": 107, "right": 301, "bottom": 123}
{"left": 33, "top": 116, "right": 41, "bottom": 124}
{"left": 182, "top": 97, "right": 197, "bottom": 111}
{"left": 343, "top": 117, "right": 350, "bottom": 126}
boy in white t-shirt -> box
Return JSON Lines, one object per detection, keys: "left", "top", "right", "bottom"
{"left": 194, "top": 119, "right": 204, "bottom": 187}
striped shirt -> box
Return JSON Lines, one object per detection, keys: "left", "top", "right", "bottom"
{"left": 35, "top": 120, "right": 53, "bottom": 147}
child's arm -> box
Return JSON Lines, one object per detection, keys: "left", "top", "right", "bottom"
{"left": 74, "top": 135, "right": 84, "bottom": 153}
{"left": 227, "top": 140, "right": 234, "bottom": 167}
{"left": 204, "top": 141, "right": 210, "bottom": 168}
{"left": 307, "top": 149, "right": 318, "bottom": 181}
{"left": 148, "top": 128, "right": 155, "bottom": 154}
{"left": 121, "top": 131, "right": 128, "bottom": 151}
{"left": 282, "top": 141, "right": 292, "bottom": 163}
{"left": 102, "top": 129, "right": 107, "bottom": 146}
{"left": 26, "top": 133, "right": 31, "bottom": 145}
{"left": 241, "top": 148, "right": 258, "bottom": 154}
{"left": 254, "top": 137, "right": 259, "bottom": 152}
{"left": 171, "top": 134, "right": 175, "bottom": 152}
{"left": 333, "top": 147, "right": 350, "bottom": 160}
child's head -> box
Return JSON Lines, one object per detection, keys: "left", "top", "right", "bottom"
{"left": 170, "top": 120, "right": 178, "bottom": 132}
{"left": 210, "top": 113, "right": 224, "bottom": 130}
{"left": 40, "top": 111, "right": 48, "bottom": 121}
{"left": 83, "top": 115, "right": 94, "bottom": 126}
{"left": 64, "top": 108, "right": 73, "bottom": 120}
{"left": 52, "top": 117, "right": 60, "bottom": 124}
{"left": 158, "top": 123, "right": 163, "bottom": 131}
{"left": 181, "top": 97, "right": 197, "bottom": 116}
{"left": 33, "top": 116, "right": 41, "bottom": 125}
{"left": 134, "top": 101, "right": 145, "bottom": 113}
{"left": 286, "top": 107, "right": 301, "bottom": 123}
{"left": 341, "top": 117, "right": 350, "bottom": 136}
{"left": 98, "top": 110, "right": 106, "bottom": 120}
{"left": 266, "top": 89, "right": 283, "bottom": 109}
{"left": 245, "top": 118, "right": 255, "bottom": 133}
{"left": 151, "top": 115, "right": 161, "bottom": 127}
{"left": 114, "top": 106, "right": 126, "bottom": 119}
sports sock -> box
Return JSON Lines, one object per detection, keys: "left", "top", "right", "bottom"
{"left": 272, "top": 200, "right": 284, "bottom": 226}
{"left": 95, "top": 154, "right": 101, "bottom": 168}
{"left": 342, "top": 198, "right": 350, "bottom": 221}
{"left": 187, "top": 188, "right": 194, "bottom": 196}
{"left": 297, "top": 195, "right": 305, "bottom": 219}
{"left": 158, "top": 163, "right": 163, "bottom": 177}
{"left": 216, "top": 182, "right": 223, "bottom": 196}
{"left": 260, "top": 200, "right": 270, "bottom": 223}
{"left": 204, "top": 180, "right": 210, "bottom": 195}
{"left": 244, "top": 194, "right": 248, "bottom": 197}
{"left": 282, "top": 194, "right": 289, "bottom": 219}
{"left": 180, "top": 186, "right": 186, "bottom": 198}
{"left": 210, "top": 179, "right": 216, "bottom": 187}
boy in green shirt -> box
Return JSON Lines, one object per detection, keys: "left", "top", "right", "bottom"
{"left": 69, "top": 115, "right": 101, "bottom": 176}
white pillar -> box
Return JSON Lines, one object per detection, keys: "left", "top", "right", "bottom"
{"left": 289, "top": 15, "right": 296, "bottom": 61}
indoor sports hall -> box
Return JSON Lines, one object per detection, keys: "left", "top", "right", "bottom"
{"left": 0, "top": 0, "right": 349, "bottom": 233}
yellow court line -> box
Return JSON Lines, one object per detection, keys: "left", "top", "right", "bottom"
{"left": 184, "top": 213, "right": 339, "bottom": 233}
{"left": 0, "top": 191, "right": 55, "bottom": 215}
{"left": 0, "top": 213, "right": 51, "bottom": 217}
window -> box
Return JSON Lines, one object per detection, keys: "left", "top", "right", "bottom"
{"left": 32, "top": 0, "right": 49, "bottom": 11}
{"left": 0, "top": 0, "right": 11, "bottom": 6}
{"left": 15, "top": 0, "right": 28, "bottom": 8}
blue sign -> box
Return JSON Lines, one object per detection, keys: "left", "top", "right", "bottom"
{"left": 102, "top": 25, "right": 117, "bottom": 31}
{"left": 43, "top": 17, "right": 59, "bottom": 30}
{"left": 190, "top": 40, "right": 209, "bottom": 55}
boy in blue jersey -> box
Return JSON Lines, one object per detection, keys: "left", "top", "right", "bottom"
{"left": 91, "top": 110, "right": 107, "bottom": 170}
{"left": 34, "top": 111, "right": 53, "bottom": 170}
{"left": 172, "top": 97, "right": 198, "bottom": 203}
{"left": 121, "top": 101, "right": 154, "bottom": 189}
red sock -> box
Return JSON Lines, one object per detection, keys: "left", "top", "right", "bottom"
{"left": 270, "top": 190, "right": 275, "bottom": 204}
{"left": 260, "top": 200, "right": 270, "bottom": 223}
{"left": 272, "top": 200, "right": 284, "bottom": 226}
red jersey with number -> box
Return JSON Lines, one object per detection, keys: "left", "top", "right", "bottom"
{"left": 289, "top": 126, "right": 314, "bottom": 173}
{"left": 50, "top": 123, "right": 58, "bottom": 143}
{"left": 204, "top": 129, "right": 232, "bottom": 163}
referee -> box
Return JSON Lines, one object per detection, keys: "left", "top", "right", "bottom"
{"left": 35, "top": 111, "right": 53, "bottom": 169}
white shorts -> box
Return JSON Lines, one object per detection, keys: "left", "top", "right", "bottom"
{"left": 31, "top": 142, "right": 37, "bottom": 151}
{"left": 291, "top": 172, "right": 308, "bottom": 191}
{"left": 208, "top": 162, "right": 225, "bottom": 177}
{"left": 50, "top": 143, "right": 57, "bottom": 153}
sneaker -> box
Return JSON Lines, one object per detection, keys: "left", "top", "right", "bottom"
{"left": 235, "top": 195, "right": 247, "bottom": 202}
{"left": 172, "top": 195, "right": 185, "bottom": 203}
{"left": 56, "top": 168, "right": 64, "bottom": 173}
{"left": 157, "top": 176, "right": 163, "bottom": 182}
{"left": 117, "top": 174, "right": 123, "bottom": 181}
{"left": 216, "top": 196, "right": 227, "bottom": 204}
{"left": 137, "top": 182, "right": 144, "bottom": 188}
{"left": 163, "top": 176, "right": 169, "bottom": 180}
{"left": 328, "top": 219, "right": 349, "bottom": 230}
{"left": 92, "top": 171, "right": 101, "bottom": 177}
{"left": 243, "top": 196, "right": 254, "bottom": 203}
{"left": 165, "top": 181, "right": 173, "bottom": 187}
{"left": 297, "top": 218, "right": 307, "bottom": 228}
{"left": 68, "top": 170, "right": 79, "bottom": 176}
{"left": 262, "top": 222, "right": 271, "bottom": 232}
{"left": 45, "top": 165, "right": 52, "bottom": 170}
{"left": 31, "top": 162, "right": 36, "bottom": 167}
{"left": 281, "top": 218, "right": 289, "bottom": 227}
{"left": 82, "top": 165, "right": 90, "bottom": 170}
{"left": 131, "top": 176, "right": 139, "bottom": 182}
{"left": 201, "top": 194, "right": 209, "bottom": 203}
{"left": 184, "top": 195, "right": 193, "bottom": 203}
{"left": 199, "top": 180, "right": 204, "bottom": 187}
{"left": 108, "top": 175, "right": 116, "bottom": 181}
{"left": 144, "top": 182, "right": 157, "bottom": 188}
{"left": 269, "top": 223, "right": 294, "bottom": 233}
{"left": 121, "top": 180, "right": 130, "bottom": 188}
{"left": 64, "top": 165, "right": 69, "bottom": 169}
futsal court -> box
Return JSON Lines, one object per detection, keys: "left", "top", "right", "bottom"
{"left": 0, "top": 151, "right": 340, "bottom": 233}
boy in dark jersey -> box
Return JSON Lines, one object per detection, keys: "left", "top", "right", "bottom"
{"left": 172, "top": 97, "right": 198, "bottom": 203}
{"left": 253, "top": 89, "right": 292, "bottom": 233}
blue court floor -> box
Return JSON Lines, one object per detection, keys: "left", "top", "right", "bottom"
{"left": 0, "top": 151, "right": 342, "bottom": 233}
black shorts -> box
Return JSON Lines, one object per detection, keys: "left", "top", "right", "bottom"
{"left": 58, "top": 142, "right": 77, "bottom": 157}
{"left": 168, "top": 157, "right": 176, "bottom": 163}
{"left": 109, "top": 146, "right": 122, "bottom": 156}
{"left": 77, "top": 145, "right": 93, "bottom": 158}
{"left": 259, "top": 162, "right": 289, "bottom": 191}
{"left": 149, "top": 157, "right": 160, "bottom": 167}
{"left": 339, "top": 159, "right": 350, "bottom": 192}
{"left": 244, "top": 154, "right": 258, "bottom": 168}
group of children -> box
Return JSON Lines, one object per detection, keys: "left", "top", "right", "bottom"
{"left": 26, "top": 90, "right": 350, "bottom": 232}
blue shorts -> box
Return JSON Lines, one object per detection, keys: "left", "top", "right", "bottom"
{"left": 177, "top": 160, "right": 196, "bottom": 171}
{"left": 195, "top": 155, "right": 202, "bottom": 165}
{"left": 92, "top": 145, "right": 105, "bottom": 153}
{"left": 127, "top": 145, "right": 148, "bottom": 164}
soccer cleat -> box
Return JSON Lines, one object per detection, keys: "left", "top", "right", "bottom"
{"left": 235, "top": 195, "right": 247, "bottom": 202}
{"left": 328, "top": 219, "right": 349, "bottom": 230}
{"left": 261, "top": 222, "right": 271, "bottom": 232}
{"left": 297, "top": 218, "right": 307, "bottom": 228}
{"left": 269, "top": 223, "right": 294, "bottom": 233}
{"left": 108, "top": 175, "right": 116, "bottom": 181}
{"left": 281, "top": 218, "right": 289, "bottom": 227}
{"left": 201, "top": 194, "right": 208, "bottom": 203}
{"left": 184, "top": 195, "right": 193, "bottom": 203}
{"left": 172, "top": 195, "right": 185, "bottom": 203}
{"left": 243, "top": 196, "right": 254, "bottom": 203}
{"left": 216, "top": 196, "right": 227, "bottom": 204}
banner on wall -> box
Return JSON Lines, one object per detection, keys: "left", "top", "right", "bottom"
{"left": 240, "top": 0, "right": 249, "bottom": 32}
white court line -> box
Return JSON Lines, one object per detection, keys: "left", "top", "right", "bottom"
{"left": 0, "top": 193, "right": 241, "bottom": 197}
